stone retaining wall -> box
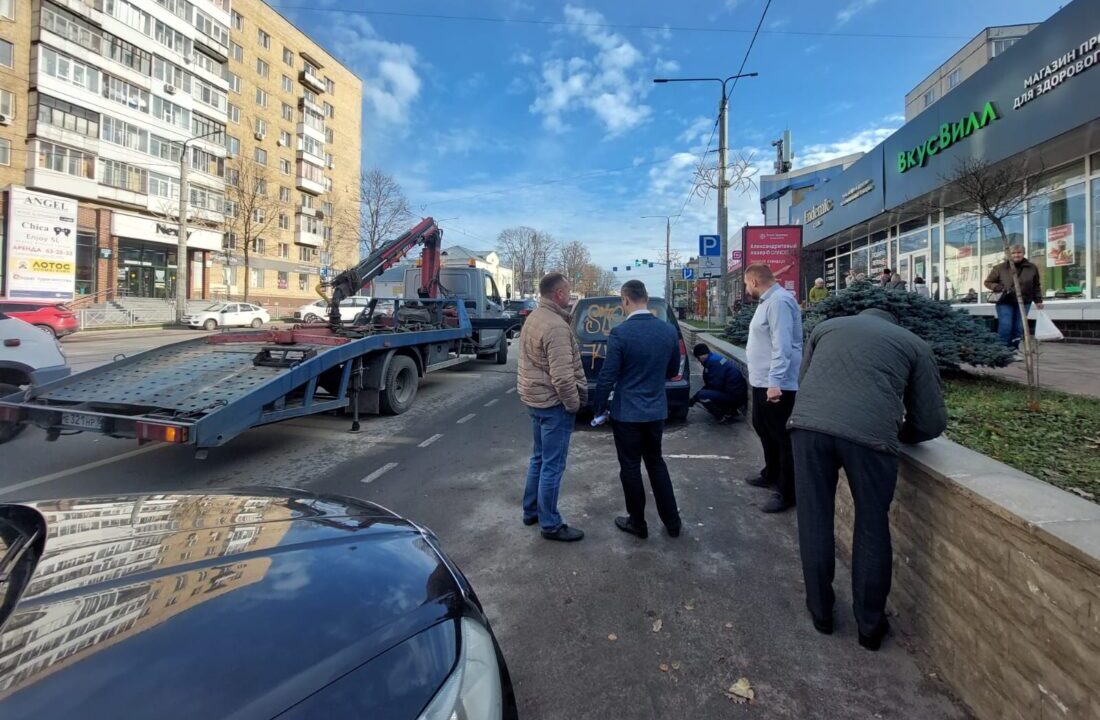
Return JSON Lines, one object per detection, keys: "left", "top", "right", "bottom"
{"left": 684, "top": 325, "right": 1100, "bottom": 719}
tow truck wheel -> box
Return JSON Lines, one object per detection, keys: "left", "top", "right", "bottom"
{"left": 379, "top": 356, "right": 418, "bottom": 415}
{"left": 495, "top": 334, "right": 508, "bottom": 365}
{"left": 203, "top": 318, "right": 217, "bottom": 331}
{"left": 0, "top": 383, "right": 27, "bottom": 444}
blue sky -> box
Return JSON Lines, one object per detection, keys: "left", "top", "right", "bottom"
{"left": 275, "top": 0, "right": 1065, "bottom": 288}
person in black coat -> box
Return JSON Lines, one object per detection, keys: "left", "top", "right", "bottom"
{"left": 689, "top": 343, "right": 747, "bottom": 421}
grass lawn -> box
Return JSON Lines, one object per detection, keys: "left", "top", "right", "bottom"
{"left": 680, "top": 319, "right": 725, "bottom": 331}
{"left": 943, "top": 374, "right": 1100, "bottom": 503}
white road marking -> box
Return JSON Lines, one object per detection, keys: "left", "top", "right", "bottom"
{"left": 360, "top": 462, "right": 398, "bottom": 483}
{"left": 456, "top": 413, "right": 476, "bottom": 424}
{"left": 506, "top": 387, "right": 516, "bottom": 394}
{"left": 0, "top": 443, "right": 169, "bottom": 497}
{"left": 484, "top": 398, "right": 499, "bottom": 407}
{"left": 666, "top": 454, "right": 736, "bottom": 460}
{"left": 418, "top": 434, "right": 444, "bottom": 448}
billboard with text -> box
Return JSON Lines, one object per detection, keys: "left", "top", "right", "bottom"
{"left": 742, "top": 226, "right": 802, "bottom": 302}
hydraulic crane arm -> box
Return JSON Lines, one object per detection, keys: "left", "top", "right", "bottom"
{"left": 319, "top": 217, "right": 442, "bottom": 326}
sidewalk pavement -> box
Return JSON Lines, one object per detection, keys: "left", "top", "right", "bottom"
{"left": 975, "top": 343, "right": 1100, "bottom": 400}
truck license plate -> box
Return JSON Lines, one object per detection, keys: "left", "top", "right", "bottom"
{"left": 62, "top": 413, "right": 102, "bottom": 430}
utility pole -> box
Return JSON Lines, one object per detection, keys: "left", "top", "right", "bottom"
{"left": 641, "top": 214, "right": 674, "bottom": 301}
{"left": 175, "top": 129, "right": 224, "bottom": 324}
{"left": 717, "top": 90, "right": 729, "bottom": 326}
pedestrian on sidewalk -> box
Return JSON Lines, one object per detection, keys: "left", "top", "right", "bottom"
{"left": 689, "top": 343, "right": 747, "bottom": 422}
{"left": 984, "top": 244, "right": 1044, "bottom": 350}
{"left": 744, "top": 263, "right": 803, "bottom": 513}
{"left": 789, "top": 309, "right": 946, "bottom": 651}
{"left": 591, "top": 280, "right": 682, "bottom": 540}
{"left": 878, "top": 269, "right": 892, "bottom": 288}
{"left": 912, "top": 276, "right": 930, "bottom": 298}
{"left": 517, "top": 272, "right": 588, "bottom": 542}
{"left": 886, "top": 272, "right": 907, "bottom": 291}
{"left": 808, "top": 278, "right": 830, "bottom": 304}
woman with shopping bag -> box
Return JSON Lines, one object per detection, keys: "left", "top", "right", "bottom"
{"left": 983, "top": 245, "right": 1044, "bottom": 350}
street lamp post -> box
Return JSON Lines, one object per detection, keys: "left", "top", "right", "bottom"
{"left": 653, "top": 73, "right": 757, "bottom": 325}
{"left": 640, "top": 215, "right": 673, "bottom": 302}
{"left": 175, "top": 129, "right": 225, "bottom": 324}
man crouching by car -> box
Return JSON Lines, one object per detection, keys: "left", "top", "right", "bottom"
{"left": 517, "top": 272, "right": 588, "bottom": 542}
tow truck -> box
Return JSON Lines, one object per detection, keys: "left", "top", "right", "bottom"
{"left": 0, "top": 218, "right": 517, "bottom": 457}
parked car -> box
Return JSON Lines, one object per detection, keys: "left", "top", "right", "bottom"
{"left": 572, "top": 295, "right": 690, "bottom": 421}
{"left": 503, "top": 299, "right": 537, "bottom": 338}
{"left": 184, "top": 302, "right": 271, "bottom": 330}
{"left": 0, "top": 489, "right": 518, "bottom": 720}
{"left": 0, "top": 312, "right": 70, "bottom": 443}
{"left": 0, "top": 299, "right": 79, "bottom": 338}
{"left": 294, "top": 296, "right": 373, "bottom": 323}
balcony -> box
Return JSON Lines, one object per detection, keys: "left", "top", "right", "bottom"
{"left": 26, "top": 166, "right": 99, "bottom": 200}
{"left": 295, "top": 227, "right": 324, "bottom": 247}
{"left": 300, "top": 70, "right": 326, "bottom": 95}
{"left": 296, "top": 121, "right": 325, "bottom": 143}
{"left": 295, "top": 174, "right": 325, "bottom": 196}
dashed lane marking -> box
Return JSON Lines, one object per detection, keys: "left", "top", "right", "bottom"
{"left": 484, "top": 398, "right": 500, "bottom": 407}
{"left": 361, "top": 462, "right": 399, "bottom": 483}
{"left": 506, "top": 387, "right": 516, "bottom": 394}
{"left": 666, "top": 454, "right": 736, "bottom": 460}
{"left": 418, "top": 434, "right": 444, "bottom": 448}
{"left": 456, "top": 413, "right": 476, "bottom": 424}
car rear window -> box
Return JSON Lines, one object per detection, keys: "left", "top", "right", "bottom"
{"left": 574, "top": 298, "right": 670, "bottom": 342}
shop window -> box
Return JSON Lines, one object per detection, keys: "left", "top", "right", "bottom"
{"left": 1093, "top": 180, "right": 1100, "bottom": 298}
{"left": 930, "top": 227, "right": 942, "bottom": 300}
{"left": 943, "top": 211, "right": 979, "bottom": 300}
{"left": 850, "top": 247, "right": 868, "bottom": 277}
{"left": 251, "top": 267, "right": 264, "bottom": 288}
{"left": 75, "top": 231, "right": 96, "bottom": 296}
{"left": 298, "top": 273, "right": 308, "bottom": 291}
{"left": 1028, "top": 175, "right": 1087, "bottom": 298}
{"left": 868, "top": 241, "right": 889, "bottom": 277}
{"left": 277, "top": 271, "right": 288, "bottom": 289}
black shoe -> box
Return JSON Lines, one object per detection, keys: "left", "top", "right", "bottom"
{"left": 666, "top": 523, "right": 682, "bottom": 538}
{"left": 614, "top": 516, "right": 648, "bottom": 539}
{"left": 761, "top": 493, "right": 794, "bottom": 513}
{"left": 858, "top": 618, "right": 890, "bottom": 651}
{"left": 542, "top": 524, "right": 584, "bottom": 542}
{"left": 745, "top": 474, "right": 773, "bottom": 488}
{"left": 522, "top": 515, "right": 538, "bottom": 526}
{"left": 810, "top": 614, "right": 834, "bottom": 635}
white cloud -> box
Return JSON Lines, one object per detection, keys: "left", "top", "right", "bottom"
{"left": 325, "top": 17, "right": 421, "bottom": 126}
{"left": 796, "top": 124, "right": 899, "bottom": 168}
{"left": 529, "top": 4, "right": 652, "bottom": 136}
{"left": 678, "top": 116, "right": 715, "bottom": 145}
{"left": 655, "top": 58, "right": 680, "bottom": 74}
{"left": 512, "top": 51, "right": 534, "bottom": 66}
{"left": 836, "top": 0, "right": 879, "bottom": 26}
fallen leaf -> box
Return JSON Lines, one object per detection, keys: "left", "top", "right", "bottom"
{"left": 659, "top": 663, "right": 670, "bottom": 673}
{"left": 684, "top": 603, "right": 695, "bottom": 611}
{"left": 671, "top": 661, "right": 682, "bottom": 670}
{"left": 724, "top": 622, "right": 734, "bottom": 629}
{"left": 722, "top": 677, "right": 754, "bottom": 703}
{"left": 607, "top": 634, "right": 618, "bottom": 642}
{"left": 652, "top": 619, "right": 663, "bottom": 633}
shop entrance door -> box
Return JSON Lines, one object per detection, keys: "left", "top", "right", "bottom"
{"left": 123, "top": 266, "right": 156, "bottom": 297}
{"left": 898, "top": 252, "right": 929, "bottom": 290}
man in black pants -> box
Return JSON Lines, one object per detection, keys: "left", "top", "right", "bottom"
{"left": 590, "top": 280, "right": 682, "bottom": 539}
{"left": 789, "top": 309, "right": 946, "bottom": 651}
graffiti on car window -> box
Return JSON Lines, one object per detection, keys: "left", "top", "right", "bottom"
{"left": 583, "top": 303, "right": 624, "bottom": 336}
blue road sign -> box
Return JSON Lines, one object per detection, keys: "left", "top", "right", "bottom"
{"left": 699, "top": 234, "right": 721, "bottom": 256}
{"left": 682, "top": 267, "right": 695, "bottom": 280}
{"left": 612, "top": 266, "right": 618, "bottom": 272}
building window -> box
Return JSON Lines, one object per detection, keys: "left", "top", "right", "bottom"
{"left": 991, "top": 38, "right": 1018, "bottom": 58}
{"left": 230, "top": 41, "right": 243, "bottom": 63}
{"left": 228, "top": 103, "right": 240, "bottom": 123}
{"left": 279, "top": 186, "right": 290, "bottom": 202}
{"left": 281, "top": 74, "right": 292, "bottom": 93}
{"left": 1027, "top": 163, "right": 1087, "bottom": 298}
{"left": 231, "top": 10, "right": 243, "bottom": 30}
{"left": 279, "top": 158, "right": 291, "bottom": 175}
{"left": 253, "top": 177, "right": 266, "bottom": 194}
{"left": 0, "top": 138, "right": 10, "bottom": 166}
{"left": 298, "top": 273, "right": 308, "bottom": 291}
{"left": 225, "top": 134, "right": 240, "bottom": 156}
{"left": 281, "top": 47, "right": 294, "bottom": 65}
{"left": 100, "top": 158, "right": 148, "bottom": 193}
{"left": 281, "top": 103, "right": 293, "bottom": 121}
{"left": 0, "top": 0, "right": 13, "bottom": 20}
{"left": 257, "top": 29, "right": 270, "bottom": 49}
{"left": 100, "top": 113, "right": 147, "bottom": 150}
{"left": 40, "top": 46, "right": 100, "bottom": 93}
{"left": 153, "top": 56, "right": 190, "bottom": 93}
{"left": 323, "top": 101, "right": 334, "bottom": 119}
{"left": 279, "top": 130, "right": 291, "bottom": 147}
{"left": 150, "top": 134, "right": 182, "bottom": 162}
{"left": 254, "top": 147, "right": 267, "bottom": 165}
{"left": 947, "top": 68, "right": 961, "bottom": 89}
{"left": 923, "top": 88, "right": 935, "bottom": 108}
{"left": 39, "top": 95, "right": 100, "bottom": 138}
{"left": 299, "top": 246, "right": 315, "bottom": 262}
{"left": 103, "top": 74, "right": 150, "bottom": 113}
{"left": 254, "top": 118, "right": 267, "bottom": 137}
{"left": 324, "top": 77, "right": 335, "bottom": 94}
{"left": 256, "top": 58, "right": 269, "bottom": 78}
{"left": 278, "top": 241, "right": 289, "bottom": 256}
{"left": 301, "top": 193, "right": 314, "bottom": 209}
{"left": 279, "top": 215, "right": 289, "bottom": 231}
{"left": 225, "top": 167, "right": 239, "bottom": 186}
{"left": 0, "top": 38, "right": 12, "bottom": 68}
{"left": 325, "top": 127, "right": 334, "bottom": 144}
{"left": 0, "top": 89, "right": 11, "bottom": 119}
{"left": 38, "top": 140, "right": 95, "bottom": 179}
{"left": 943, "top": 210, "right": 978, "bottom": 300}
{"left": 251, "top": 237, "right": 265, "bottom": 253}
{"left": 226, "top": 72, "right": 240, "bottom": 94}
{"left": 277, "top": 270, "right": 288, "bottom": 289}
{"left": 251, "top": 267, "right": 264, "bottom": 288}
{"left": 325, "top": 153, "right": 333, "bottom": 169}
{"left": 255, "top": 88, "right": 267, "bottom": 107}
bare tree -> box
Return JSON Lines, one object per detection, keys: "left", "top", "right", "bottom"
{"left": 692, "top": 150, "right": 760, "bottom": 201}
{"left": 321, "top": 185, "right": 361, "bottom": 278}
{"left": 497, "top": 226, "right": 558, "bottom": 295}
{"left": 360, "top": 169, "right": 413, "bottom": 257}
{"left": 556, "top": 240, "right": 591, "bottom": 287}
{"left": 940, "top": 156, "right": 1043, "bottom": 407}
{"left": 222, "top": 154, "right": 285, "bottom": 301}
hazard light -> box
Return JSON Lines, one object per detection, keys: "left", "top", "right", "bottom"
{"left": 0, "top": 404, "right": 25, "bottom": 423}
{"left": 136, "top": 422, "right": 188, "bottom": 444}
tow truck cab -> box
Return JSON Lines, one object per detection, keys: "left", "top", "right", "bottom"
{"left": 403, "top": 267, "right": 507, "bottom": 354}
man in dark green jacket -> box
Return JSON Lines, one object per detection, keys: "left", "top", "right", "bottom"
{"left": 787, "top": 308, "right": 946, "bottom": 651}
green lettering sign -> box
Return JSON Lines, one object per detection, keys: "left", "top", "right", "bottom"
{"left": 897, "top": 102, "right": 1000, "bottom": 173}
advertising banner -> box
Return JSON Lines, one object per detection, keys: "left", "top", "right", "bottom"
{"left": 729, "top": 249, "right": 743, "bottom": 273}
{"left": 5, "top": 188, "right": 77, "bottom": 300}
{"left": 742, "top": 225, "right": 803, "bottom": 301}
{"left": 1046, "top": 224, "right": 1075, "bottom": 267}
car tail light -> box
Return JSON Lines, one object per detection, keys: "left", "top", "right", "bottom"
{"left": 136, "top": 422, "right": 188, "bottom": 444}
{"left": 3, "top": 339, "right": 19, "bottom": 347}
{"left": 671, "top": 338, "right": 687, "bottom": 382}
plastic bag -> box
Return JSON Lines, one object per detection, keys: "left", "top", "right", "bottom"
{"left": 1033, "top": 310, "right": 1063, "bottom": 342}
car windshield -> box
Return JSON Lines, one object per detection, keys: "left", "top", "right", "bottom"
{"left": 204, "top": 303, "right": 229, "bottom": 312}
{"left": 574, "top": 298, "right": 669, "bottom": 342}
{"left": 504, "top": 301, "right": 527, "bottom": 311}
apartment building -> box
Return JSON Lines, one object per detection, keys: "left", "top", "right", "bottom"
{"left": 904, "top": 24, "right": 1039, "bottom": 122}
{"left": 0, "top": 0, "right": 360, "bottom": 309}
{"left": 218, "top": 0, "right": 361, "bottom": 308}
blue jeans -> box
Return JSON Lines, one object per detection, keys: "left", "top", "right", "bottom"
{"left": 523, "top": 404, "right": 575, "bottom": 531}
{"left": 996, "top": 301, "right": 1031, "bottom": 349}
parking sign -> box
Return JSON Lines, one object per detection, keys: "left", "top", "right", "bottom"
{"left": 682, "top": 267, "right": 695, "bottom": 280}
{"left": 699, "top": 234, "right": 721, "bottom": 256}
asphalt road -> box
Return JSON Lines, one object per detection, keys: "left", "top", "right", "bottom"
{"left": 1, "top": 329, "right": 966, "bottom": 719}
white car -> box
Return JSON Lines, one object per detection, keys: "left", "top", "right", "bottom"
{"left": 0, "top": 312, "right": 70, "bottom": 443}
{"left": 293, "top": 296, "right": 373, "bottom": 323}
{"left": 184, "top": 302, "right": 271, "bottom": 330}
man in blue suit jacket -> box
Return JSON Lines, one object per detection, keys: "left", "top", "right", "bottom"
{"left": 591, "top": 280, "right": 682, "bottom": 539}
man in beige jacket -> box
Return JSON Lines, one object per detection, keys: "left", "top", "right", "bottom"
{"left": 518, "top": 272, "right": 588, "bottom": 542}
